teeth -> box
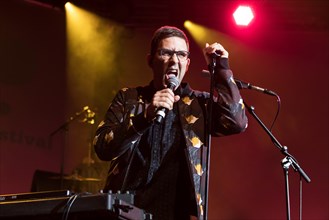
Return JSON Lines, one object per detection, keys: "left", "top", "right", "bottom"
{"left": 167, "top": 70, "right": 177, "bottom": 74}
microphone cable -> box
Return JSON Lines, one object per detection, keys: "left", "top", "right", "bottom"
{"left": 269, "top": 93, "right": 281, "bottom": 132}
{"left": 62, "top": 192, "right": 89, "bottom": 220}
{"left": 62, "top": 193, "right": 78, "bottom": 220}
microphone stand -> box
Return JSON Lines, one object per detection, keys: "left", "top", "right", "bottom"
{"left": 49, "top": 106, "right": 92, "bottom": 189}
{"left": 243, "top": 101, "right": 311, "bottom": 220}
{"left": 203, "top": 56, "right": 217, "bottom": 220}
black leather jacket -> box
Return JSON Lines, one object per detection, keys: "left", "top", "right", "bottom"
{"left": 93, "top": 61, "right": 248, "bottom": 218}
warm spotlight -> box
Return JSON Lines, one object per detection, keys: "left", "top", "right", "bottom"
{"left": 64, "top": 2, "right": 73, "bottom": 11}
{"left": 183, "top": 20, "right": 209, "bottom": 46}
{"left": 184, "top": 20, "right": 235, "bottom": 51}
{"left": 233, "top": 5, "right": 254, "bottom": 26}
{"left": 65, "top": 3, "right": 126, "bottom": 109}
{"left": 184, "top": 20, "right": 193, "bottom": 29}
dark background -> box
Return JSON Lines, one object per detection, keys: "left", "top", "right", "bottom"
{"left": 0, "top": 0, "right": 328, "bottom": 219}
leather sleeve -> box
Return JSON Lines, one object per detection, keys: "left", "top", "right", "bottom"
{"left": 210, "top": 58, "right": 248, "bottom": 136}
{"left": 93, "top": 88, "right": 150, "bottom": 161}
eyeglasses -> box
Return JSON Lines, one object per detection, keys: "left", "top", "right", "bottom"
{"left": 157, "top": 49, "right": 190, "bottom": 62}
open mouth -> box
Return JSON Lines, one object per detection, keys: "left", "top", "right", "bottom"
{"left": 166, "top": 69, "right": 178, "bottom": 79}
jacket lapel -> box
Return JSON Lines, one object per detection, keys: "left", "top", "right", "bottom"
{"left": 178, "top": 94, "right": 207, "bottom": 217}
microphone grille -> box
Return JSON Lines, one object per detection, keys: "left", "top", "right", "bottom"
{"left": 167, "top": 76, "right": 179, "bottom": 88}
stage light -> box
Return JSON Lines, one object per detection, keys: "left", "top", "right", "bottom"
{"left": 233, "top": 5, "right": 254, "bottom": 26}
{"left": 184, "top": 20, "right": 236, "bottom": 53}
{"left": 184, "top": 20, "right": 209, "bottom": 45}
{"left": 65, "top": 3, "right": 126, "bottom": 110}
{"left": 65, "top": 2, "right": 73, "bottom": 11}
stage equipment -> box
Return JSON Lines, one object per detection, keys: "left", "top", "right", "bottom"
{"left": 48, "top": 105, "right": 97, "bottom": 190}
{"left": 0, "top": 190, "right": 152, "bottom": 220}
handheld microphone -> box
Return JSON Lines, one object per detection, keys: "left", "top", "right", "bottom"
{"left": 155, "top": 76, "right": 179, "bottom": 124}
{"left": 201, "top": 70, "right": 277, "bottom": 96}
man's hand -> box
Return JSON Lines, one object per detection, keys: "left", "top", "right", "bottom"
{"left": 203, "top": 42, "right": 229, "bottom": 65}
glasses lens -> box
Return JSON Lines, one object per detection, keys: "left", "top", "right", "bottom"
{"left": 159, "top": 49, "right": 172, "bottom": 58}
{"left": 176, "top": 51, "right": 189, "bottom": 60}
{"left": 158, "top": 49, "right": 189, "bottom": 61}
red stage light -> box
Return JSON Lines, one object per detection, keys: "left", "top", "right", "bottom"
{"left": 233, "top": 5, "right": 254, "bottom": 26}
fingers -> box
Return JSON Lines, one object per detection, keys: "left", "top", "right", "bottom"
{"left": 145, "top": 89, "right": 180, "bottom": 121}
{"left": 206, "top": 42, "right": 229, "bottom": 57}
{"left": 174, "top": 95, "right": 180, "bottom": 102}
{"left": 152, "top": 88, "right": 177, "bottom": 110}
{"left": 203, "top": 42, "right": 229, "bottom": 64}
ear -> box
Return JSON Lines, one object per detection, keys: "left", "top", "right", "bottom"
{"left": 147, "top": 54, "right": 153, "bottom": 67}
{"left": 185, "top": 58, "right": 190, "bottom": 72}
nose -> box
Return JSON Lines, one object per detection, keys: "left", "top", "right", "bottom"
{"left": 169, "top": 53, "right": 179, "bottom": 63}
